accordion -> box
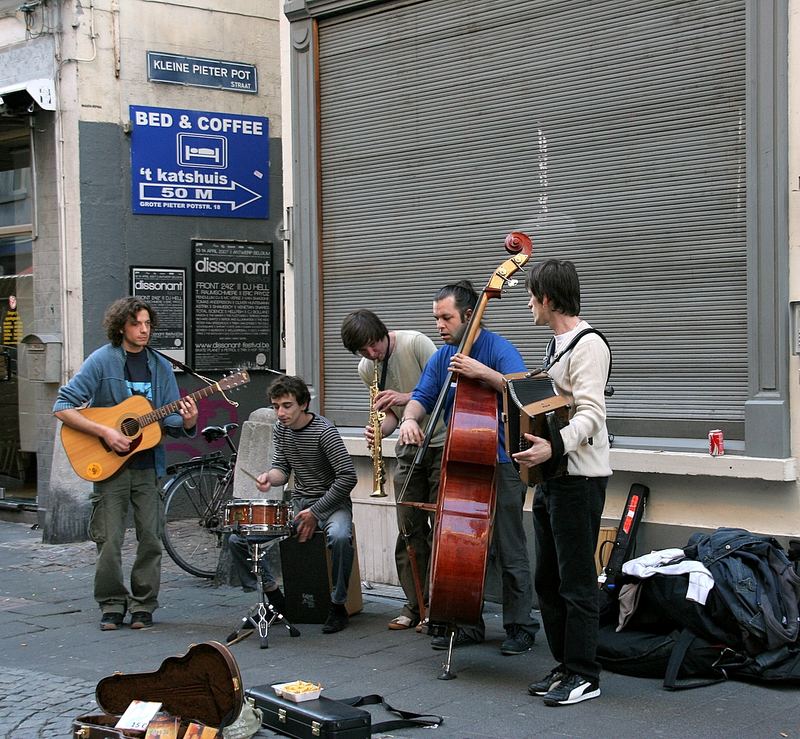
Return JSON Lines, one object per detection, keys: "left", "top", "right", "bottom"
{"left": 502, "top": 373, "right": 570, "bottom": 485}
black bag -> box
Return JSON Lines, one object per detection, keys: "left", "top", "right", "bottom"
{"left": 597, "top": 624, "right": 731, "bottom": 690}
{"left": 246, "top": 685, "right": 442, "bottom": 738}
{"left": 684, "top": 528, "right": 800, "bottom": 655}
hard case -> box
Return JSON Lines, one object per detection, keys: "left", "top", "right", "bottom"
{"left": 72, "top": 641, "right": 243, "bottom": 739}
{"left": 246, "top": 685, "right": 370, "bottom": 739}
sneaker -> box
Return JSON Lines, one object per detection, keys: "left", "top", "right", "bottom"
{"left": 500, "top": 626, "right": 536, "bottom": 655}
{"left": 430, "top": 628, "right": 478, "bottom": 650}
{"left": 321, "top": 603, "right": 348, "bottom": 634}
{"left": 129, "top": 612, "right": 154, "bottom": 630}
{"left": 100, "top": 612, "right": 124, "bottom": 631}
{"left": 542, "top": 673, "right": 600, "bottom": 706}
{"left": 528, "top": 665, "right": 568, "bottom": 696}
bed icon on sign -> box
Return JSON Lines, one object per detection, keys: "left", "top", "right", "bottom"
{"left": 177, "top": 133, "right": 227, "bottom": 168}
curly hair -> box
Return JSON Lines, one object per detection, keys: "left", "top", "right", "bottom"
{"left": 103, "top": 297, "right": 158, "bottom": 346}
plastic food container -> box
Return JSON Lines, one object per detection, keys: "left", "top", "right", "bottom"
{"left": 272, "top": 681, "right": 322, "bottom": 702}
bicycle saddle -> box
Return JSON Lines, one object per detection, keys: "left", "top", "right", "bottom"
{"left": 201, "top": 423, "right": 239, "bottom": 442}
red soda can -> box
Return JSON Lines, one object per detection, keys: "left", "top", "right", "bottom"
{"left": 708, "top": 429, "right": 724, "bottom": 456}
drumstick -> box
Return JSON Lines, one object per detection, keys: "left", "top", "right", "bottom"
{"left": 235, "top": 466, "right": 262, "bottom": 483}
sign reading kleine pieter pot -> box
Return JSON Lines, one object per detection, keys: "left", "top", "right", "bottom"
{"left": 130, "top": 105, "right": 268, "bottom": 219}
{"left": 147, "top": 51, "right": 258, "bottom": 94}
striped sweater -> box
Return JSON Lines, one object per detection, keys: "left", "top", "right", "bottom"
{"left": 272, "top": 414, "right": 357, "bottom": 520}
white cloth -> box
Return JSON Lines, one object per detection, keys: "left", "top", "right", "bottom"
{"left": 622, "top": 548, "right": 715, "bottom": 605}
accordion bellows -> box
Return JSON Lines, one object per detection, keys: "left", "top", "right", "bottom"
{"left": 502, "top": 373, "right": 570, "bottom": 484}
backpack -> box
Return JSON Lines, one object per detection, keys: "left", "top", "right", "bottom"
{"left": 597, "top": 625, "right": 730, "bottom": 690}
{"left": 597, "top": 624, "right": 800, "bottom": 690}
{"left": 684, "top": 528, "right": 800, "bottom": 655}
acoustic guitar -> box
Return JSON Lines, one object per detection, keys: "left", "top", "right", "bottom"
{"left": 61, "top": 371, "right": 249, "bottom": 482}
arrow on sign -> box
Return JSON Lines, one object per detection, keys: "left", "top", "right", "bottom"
{"left": 139, "top": 181, "right": 262, "bottom": 211}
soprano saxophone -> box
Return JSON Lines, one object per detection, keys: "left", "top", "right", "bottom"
{"left": 369, "top": 362, "right": 388, "bottom": 497}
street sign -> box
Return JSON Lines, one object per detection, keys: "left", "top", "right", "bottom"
{"left": 130, "top": 105, "right": 269, "bottom": 219}
{"left": 147, "top": 51, "right": 258, "bottom": 94}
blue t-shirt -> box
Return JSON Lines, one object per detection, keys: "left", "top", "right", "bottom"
{"left": 411, "top": 329, "right": 525, "bottom": 463}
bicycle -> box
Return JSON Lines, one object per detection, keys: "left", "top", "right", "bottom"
{"left": 161, "top": 422, "right": 241, "bottom": 578}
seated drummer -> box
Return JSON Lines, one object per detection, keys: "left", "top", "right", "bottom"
{"left": 255, "top": 375, "right": 358, "bottom": 634}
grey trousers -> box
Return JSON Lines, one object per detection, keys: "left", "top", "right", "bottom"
{"left": 89, "top": 467, "right": 162, "bottom": 615}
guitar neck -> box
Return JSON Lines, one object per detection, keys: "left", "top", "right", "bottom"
{"left": 138, "top": 383, "right": 222, "bottom": 428}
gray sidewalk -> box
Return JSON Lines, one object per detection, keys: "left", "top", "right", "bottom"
{"left": 0, "top": 518, "right": 797, "bottom": 739}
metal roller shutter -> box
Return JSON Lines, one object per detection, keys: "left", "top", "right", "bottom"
{"left": 317, "top": 0, "right": 747, "bottom": 442}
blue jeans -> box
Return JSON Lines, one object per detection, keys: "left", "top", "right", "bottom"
{"left": 294, "top": 496, "right": 353, "bottom": 605}
{"left": 228, "top": 533, "right": 279, "bottom": 591}
{"left": 533, "top": 475, "right": 607, "bottom": 681}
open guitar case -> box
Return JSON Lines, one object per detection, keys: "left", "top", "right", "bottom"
{"left": 72, "top": 641, "right": 243, "bottom": 738}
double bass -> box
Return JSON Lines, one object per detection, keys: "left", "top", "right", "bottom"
{"left": 421, "top": 232, "right": 533, "bottom": 676}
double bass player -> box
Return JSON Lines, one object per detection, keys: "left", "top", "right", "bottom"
{"left": 398, "top": 280, "right": 540, "bottom": 655}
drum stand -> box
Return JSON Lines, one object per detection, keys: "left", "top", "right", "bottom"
{"left": 226, "top": 540, "right": 301, "bottom": 649}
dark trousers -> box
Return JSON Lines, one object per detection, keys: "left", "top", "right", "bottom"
{"left": 533, "top": 475, "right": 607, "bottom": 681}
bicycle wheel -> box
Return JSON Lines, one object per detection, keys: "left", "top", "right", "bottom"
{"left": 162, "top": 464, "right": 233, "bottom": 578}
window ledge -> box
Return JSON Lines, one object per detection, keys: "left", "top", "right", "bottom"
{"left": 340, "top": 428, "right": 796, "bottom": 482}
{"left": 610, "top": 449, "right": 796, "bottom": 481}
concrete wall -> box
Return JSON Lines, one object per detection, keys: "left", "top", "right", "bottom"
{"left": 30, "top": 0, "right": 284, "bottom": 541}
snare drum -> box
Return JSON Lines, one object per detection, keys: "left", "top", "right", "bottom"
{"left": 223, "top": 499, "right": 293, "bottom": 535}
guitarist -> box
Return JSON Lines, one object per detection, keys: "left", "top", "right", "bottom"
{"left": 53, "top": 297, "right": 198, "bottom": 632}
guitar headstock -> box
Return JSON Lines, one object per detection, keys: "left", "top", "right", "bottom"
{"left": 218, "top": 370, "right": 250, "bottom": 391}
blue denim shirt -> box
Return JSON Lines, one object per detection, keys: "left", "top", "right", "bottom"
{"left": 53, "top": 344, "right": 193, "bottom": 477}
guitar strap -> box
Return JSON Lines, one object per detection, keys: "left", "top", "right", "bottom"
{"left": 147, "top": 347, "right": 215, "bottom": 386}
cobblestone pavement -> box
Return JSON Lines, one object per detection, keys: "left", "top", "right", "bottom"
{"left": 0, "top": 667, "right": 96, "bottom": 738}
{"left": 1, "top": 519, "right": 799, "bottom": 739}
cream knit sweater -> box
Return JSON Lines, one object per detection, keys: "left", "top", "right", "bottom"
{"left": 546, "top": 320, "right": 613, "bottom": 478}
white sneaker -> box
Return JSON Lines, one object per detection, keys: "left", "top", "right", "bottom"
{"left": 542, "top": 673, "right": 600, "bottom": 706}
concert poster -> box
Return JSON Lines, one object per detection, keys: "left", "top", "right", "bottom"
{"left": 191, "top": 239, "right": 272, "bottom": 371}
{"left": 130, "top": 267, "right": 186, "bottom": 365}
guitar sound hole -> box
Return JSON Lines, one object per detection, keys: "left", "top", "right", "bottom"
{"left": 121, "top": 418, "right": 141, "bottom": 436}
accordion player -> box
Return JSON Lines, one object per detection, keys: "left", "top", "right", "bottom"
{"left": 502, "top": 372, "right": 570, "bottom": 485}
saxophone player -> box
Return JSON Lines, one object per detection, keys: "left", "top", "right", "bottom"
{"left": 341, "top": 309, "right": 445, "bottom": 632}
